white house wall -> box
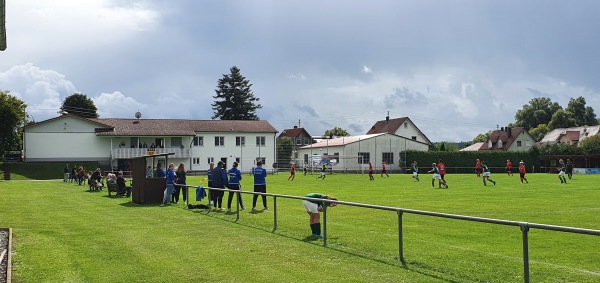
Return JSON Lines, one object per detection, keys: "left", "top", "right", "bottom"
{"left": 507, "top": 132, "right": 535, "bottom": 151}
{"left": 189, "top": 132, "right": 276, "bottom": 173}
{"left": 24, "top": 117, "right": 111, "bottom": 162}
{"left": 394, "top": 120, "right": 429, "bottom": 145}
{"left": 297, "top": 134, "right": 429, "bottom": 172}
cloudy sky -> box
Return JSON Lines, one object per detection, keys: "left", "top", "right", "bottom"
{"left": 2, "top": 0, "right": 600, "bottom": 142}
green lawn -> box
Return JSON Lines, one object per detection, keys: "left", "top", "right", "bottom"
{"left": 1, "top": 172, "right": 599, "bottom": 282}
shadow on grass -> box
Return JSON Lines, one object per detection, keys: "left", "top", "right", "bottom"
{"left": 184, "top": 206, "right": 463, "bottom": 283}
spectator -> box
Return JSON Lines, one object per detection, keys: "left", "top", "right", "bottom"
{"left": 252, "top": 161, "right": 268, "bottom": 211}
{"left": 143, "top": 141, "right": 148, "bottom": 148}
{"left": 116, "top": 171, "right": 132, "bottom": 197}
{"left": 156, "top": 163, "right": 166, "bottom": 178}
{"left": 163, "top": 163, "right": 176, "bottom": 205}
{"left": 63, "top": 164, "right": 70, "bottom": 182}
{"left": 70, "top": 165, "right": 77, "bottom": 183}
{"left": 146, "top": 165, "right": 153, "bottom": 178}
{"left": 173, "top": 163, "right": 187, "bottom": 204}
{"left": 211, "top": 161, "right": 228, "bottom": 210}
{"left": 227, "top": 161, "right": 245, "bottom": 211}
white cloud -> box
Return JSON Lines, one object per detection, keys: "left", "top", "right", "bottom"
{"left": 286, "top": 73, "right": 306, "bottom": 80}
{"left": 362, "top": 65, "right": 372, "bottom": 74}
{"left": 94, "top": 91, "right": 146, "bottom": 119}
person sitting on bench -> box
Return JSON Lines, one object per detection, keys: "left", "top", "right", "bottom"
{"left": 116, "top": 171, "right": 132, "bottom": 197}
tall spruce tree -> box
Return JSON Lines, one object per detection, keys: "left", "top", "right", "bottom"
{"left": 212, "top": 66, "right": 262, "bottom": 120}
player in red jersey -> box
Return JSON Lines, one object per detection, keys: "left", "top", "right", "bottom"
{"left": 506, "top": 159, "right": 513, "bottom": 176}
{"left": 288, "top": 163, "right": 296, "bottom": 181}
{"left": 475, "top": 159, "right": 482, "bottom": 177}
{"left": 381, "top": 162, "right": 389, "bottom": 177}
{"left": 368, "top": 162, "right": 374, "bottom": 180}
{"left": 518, "top": 160, "right": 528, "bottom": 184}
{"left": 437, "top": 159, "right": 449, "bottom": 188}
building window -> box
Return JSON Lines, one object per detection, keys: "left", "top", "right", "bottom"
{"left": 256, "top": 157, "right": 266, "bottom": 164}
{"left": 215, "top": 136, "right": 225, "bottom": 146}
{"left": 304, "top": 138, "right": 310, "bottom": 145}
{"left": 304, "top": 154, "right": 309, "bottom": 164}
{"left": 412, "top": 136, "right": 417, "bottom": 141}
{"left": 517, "top": 141, "right": 522, "bottom": 147}
{"left": 296, "top": 138, "right": 302, "bottom": 145}
{"left": 382, "top": 152, "right": 394, "bottom": 164}
{"left": 404, "top": 122, "right": 408, "bottom": 128}
{"left": 526, "top": 140, "right": 531, "bottom": 147}
{"left": 358, "top": 152, "right": 370, "bottom": 164}
{"left": 235, "top": 157, "right": 240, "bottom": 163}
{"left": 207, "top": 157, "right": 214, "bottom": 164}
{"left": 256, "top": 136, "right": 266, "bottom": 147}
{"left": 192, "top": 158, "right": 200, "bottom": 165}
{"left": 193, "top": 136, "right": 204, "bottom": 146}
{"left": 236, "top": 136, "right": 245, "bottom": 146}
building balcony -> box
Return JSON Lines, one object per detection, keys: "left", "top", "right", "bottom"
{"left": 111, "top": 148, "right": 191, "bottom": 159}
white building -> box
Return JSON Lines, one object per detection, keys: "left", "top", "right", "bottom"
{"left": 23, "top": 114, "right": 278, "bottom": 173}
{"left": 297, "top": 133, "right": 430, "bottom": 172}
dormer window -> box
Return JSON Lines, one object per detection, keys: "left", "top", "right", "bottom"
{"left": 498, "top": 140, "right": 503, "bottom": 148}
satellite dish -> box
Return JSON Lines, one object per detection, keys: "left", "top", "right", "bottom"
{"left": 135, "top": 111, "right": 142, "bottom": 119}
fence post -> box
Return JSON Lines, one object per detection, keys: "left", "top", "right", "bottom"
{"left": 521, "top": 224, "right": 530, "bottom": 283}
{"left": 273, "top": 196, "right": 278, "bottom": 232}
{"left": 398, "top": 210, "right": 404, "bottom": 262}
{"left": 323, "top": 204, "right": 328, "bottom": 247}
{"left": 235, "top": 188, "right": 240, "bottom": 221}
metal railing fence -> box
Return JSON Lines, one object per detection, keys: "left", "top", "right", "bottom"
{"left": 180, "top": 185, "right": 600, "bottom": 283}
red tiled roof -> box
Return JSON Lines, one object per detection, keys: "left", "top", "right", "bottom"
{"left": 278, "top": 127, "right": 312, "bottom": 139}
{"left": 366, "top": 117, "right": 408, "bottom": 135}
{"left": 91, "top": 118, "right": 279, "bottom": 136}
{"left": 564, "top": 131, "right": 580, "bottom": 142}
{"left": 480, "top": 127, "right": 525, "bottom": 150}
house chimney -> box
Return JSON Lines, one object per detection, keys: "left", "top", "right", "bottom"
{"left": 386, "top": 115, "right": 389, "bottom": 122}
{"left": 293, "top": 125, "right": 298, "bottom": 129}
{"left": 501, "top": 127, "right": 505, "bottom": 132}
{"left": 508, "top": 127, "right": 512, "bottom": 137}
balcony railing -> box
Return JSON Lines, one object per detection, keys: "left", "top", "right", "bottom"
{"left": 111, "top": 148, "right": 191, "bottom": 159}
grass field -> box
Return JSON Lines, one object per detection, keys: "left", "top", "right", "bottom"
{"left": 1, "top": 171, "right": 599, "bottom": 282}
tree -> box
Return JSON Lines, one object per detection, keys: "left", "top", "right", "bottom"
{"left": 0, "top": 91, "right": 27, "bottom": 155}
{"left": 61, "top": 93, "right": 98, "bottom": 118}
{"left": 324, "top": 127, "right": 350, "bottom": 137}
{"left": 276, "top": 137, "right": 294, "bottom": 168}
{"left": 528, "top": 124, "right": 551, "bottom": 142}
{"left": 548, "top": 109, "right": 577, "bottom": 129}
{"left": 472, "top": 131, "right": 491, "bottom": 143}
{"left": 212, "top": 66, "right": 262, "bottom": 120}
{"left": 565, "top": 96, "right": 598, "bottom": 126}
{"left": 580, "top": 135, "right": 600, "bottom": 155}
{"left": 514, "top": 97, "right": 562, "bottom": 129}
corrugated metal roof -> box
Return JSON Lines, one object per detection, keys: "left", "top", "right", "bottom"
{"left": 540, "top": 126, "right": 600, "bottom": 143}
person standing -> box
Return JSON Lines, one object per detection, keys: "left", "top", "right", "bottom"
{"left": 70, "top": 165, "right": 77, "bottom": 183}
{"left": 482, "top": 161, "right": 496, "bottom": 186}
{"left": 163, "top": 163, "right": 176, "bottom": 205}
{"left": 411, "top": 161, "right": 419, "bottom": 181}
{"left": 558, "top": 159, "right": 567, "bottom": 184}
{"left": 506, "top": 159, "right": 513, "bottom": 176}
{"left": 303, "top": 163, "right": 308, "bottom": 176}
{"left": 63, "top": 164, "right": 70, "bottom": 182}
{"left": 77, "top": 166, "right": 85, "bottom": 185}
{"left": 227, "top": 161, "right": 245, "bottom": 211}
{"left": 368, "top": 162, "right": 374, "bottom": 181}
{"left": 519, "top": 161, "right": 528, "bottom": 184}
{"left": 566, "top": 158, "right": 574, "bottom": 179}
{"left": 381, "top": 162, "right": 389, "bottom": 177}
{"left": 211, "top": 161, "right": 228, "bottom": 210}
{"left": 316, "top": 163, "right": 327, "bottom": 180}
{"left": 156, "top": 163, "right": 166, "bottom": 177}
{"left": 437, "top": 159, "right": 448, "bottom": 186}
{"left": 303, "top": 193, "right": 337, "bottom": 238}
{"left": 475, "top": 159, "right": 482, "bottom": 177}
{"left": 172, "top": 163, "right": 187, "bottom": 204}
{"left": 207, "top": 162, "right": 214, "bottom": 206}
{"left": 427, "top": 163, "right": 448, "bottom": 188}
{"left": 252, "top": 161, "right": 268, "bottom": 211}
{"left": 288, "top": 163, "right": 296, "bottom": 181}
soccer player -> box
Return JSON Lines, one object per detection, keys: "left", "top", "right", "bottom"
{"left": 481, "top": 161, "right": 496, "bottom": 186}
{"left": 427, "top": 163, "right": 448, "bottom": 188}
{"left": 368, "top": 162, "right": 374, "bottom": 181}
{"left": 519, "top": 160, "right": 528, "bottom": 184}
{"left": 303, "top": 163, "right": 308, "bottom": 176}
{"left": 303, "top": 193, "right": 337, "bottom": 238}
{"left": 506, "top": 159, "right": 513, "bottom": 176}
{"left": 566, "top": 158, "right": 574, "bottom": 179}
{"left": 437, "top": 159, "right": 448, "bottom": 186}
{"left": 475, "top": 159, "right": 482, "bottom": 177}
{"left": 411, "top": 161, "right": 419, "bottom": 181}
{"left": 288, "top": 163, "right": 296, "bottom": 181}
{"left": 316, "top": 163, "right": 327, "bottom": 180}
{"left": 381, "top": 162, "right": 389, "bottom": 177}
{"left": 558, "top": 159, "right": 567, "bottom": 184}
